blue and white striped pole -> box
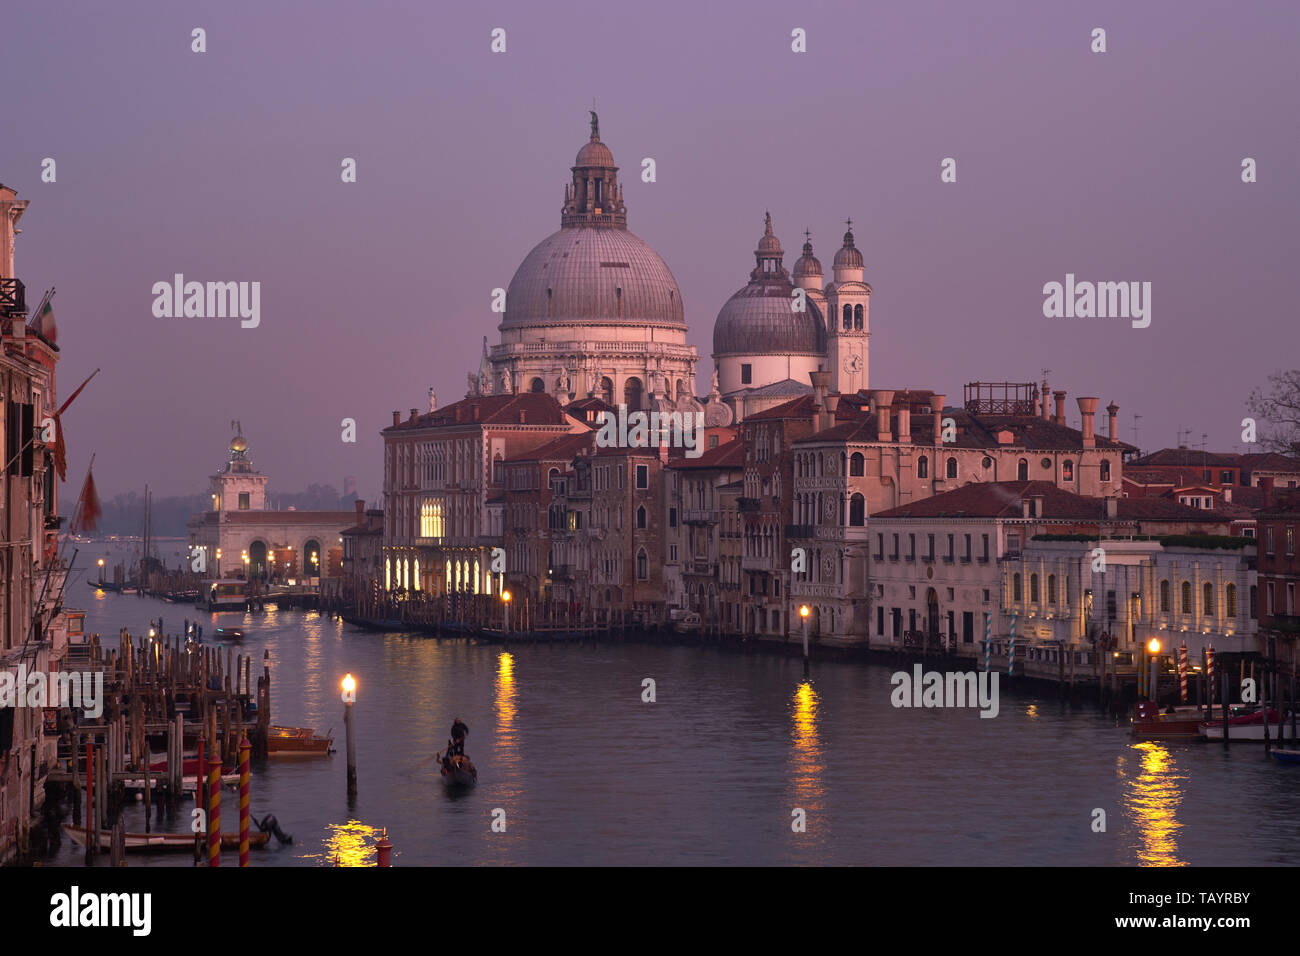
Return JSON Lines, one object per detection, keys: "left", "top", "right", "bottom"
{"left": 1008, "top": 611, "right": 1018, "bottom": 677}
{"left": 984, "top": 613, "right": 992, "bottom": 674}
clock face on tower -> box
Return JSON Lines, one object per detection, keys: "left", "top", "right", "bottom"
{"left": 843, "top": 354, "right": 863, "bottom": 373}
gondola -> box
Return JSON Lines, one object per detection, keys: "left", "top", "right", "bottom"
{"left": 438, "top": 750, "right": 478, "bottom": 786}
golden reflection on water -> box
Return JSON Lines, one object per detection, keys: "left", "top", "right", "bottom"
{"left": 1025, "top": 704, "right": 1039, "bottom": 721}
{"left": 488, "top": 652, "right": 522, "bottom": 854}
{"left": 308, "top": 820, "right": 383, "bottom": 867}
{"left": 789, "top": 681, "right": 825, "bottom": 818}
{"left": 1123, "top": 742, "right": 1187, "bottom": 867}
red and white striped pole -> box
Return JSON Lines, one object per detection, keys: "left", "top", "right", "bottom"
{"left": 1179, "top": 640, "right": 1188, "bottom": 703}
{"left": 238, "top": 735, "right": 251, "bottom": 867}
{"left": 208, "top": 756, "right": 222, "bottom": 867}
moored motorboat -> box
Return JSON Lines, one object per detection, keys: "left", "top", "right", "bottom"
{"left": 1130, "top": 701, "right": 1205, "bottom": 740}
{"left": 1200, "top": 708, "right": 1289, "bottom": 741}
{"left": 267, "top": 725, "right": 334, "bottom": 755}
{"left": 1271, "top": 748, "right": 1300, "bottom": 764}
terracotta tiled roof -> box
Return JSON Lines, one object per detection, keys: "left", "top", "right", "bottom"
{"left": 799, "top": 406, "right": 1132, "bottom": 451}
{"left": 503, "top": 432, "right": 593, "bottom": 463}
{"left": 874, "top": 480, "right": 1222, "bottom": 523}
{"left": 1130, "top": 448, "right": 1239, "bottom": 468}
{"left": 1236, "top": 452, "right": 1300, "bottom": 473}
{"left": 667, "top": 438, "right": 745, "bottom": 470}
{"left": 385, "top": 393, "right": 570, "bottom": 431}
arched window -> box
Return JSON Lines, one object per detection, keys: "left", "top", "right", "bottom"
{"left": 1048, "top": 574, "right": 1057, "bottom": 604}
{"left": 842, "top": 304, "right": 852, "bottom": 330}
{"left": 1160, "top": 579, "right": 1170, "bottom": 613}
{"left": 637, "top": 506, "right": 647, "bottom": 529}
{"left": 850, "top": 452, "right": 864, "bottom": 476}
{"left": 1030, "top": 573, "right": 1039, "bottom": 602}
{"left": 1013, "top": 573, "right": 1023, "bottom": 602}
{"left": 1203, "top": 582, "right": 1214, "bottom": 616}
{"left": 1017, "top": 458, "right": 1029, "bottom": 481}
{"left": 599, "top": 376, "right": 614, "bottom": 405}
{"left": 529, "top": 377, "right": 545, "bottom": 393}
{"left": 853, "top": 304, "right": 863, "bottom": 330}
{"left": 637, "top": 548, "right": 648, "bottom": 580}
{"left": 1226, "top": 583, "right": 1237, "bottom": 617}
{"left": 946, "top": 457, "right": 958, "bottom": 479}
{"left": 623, "top": 376, "right": 643, "bottom": 410}
{"left": 849, "top": 493, "right": 865, "bottom": 526}
{"left": 1063, "top": 460, "right": 1074, "bottom": 481}
{"left": 918, "top": 456, "right": 929, "bottom": 479}
{"left": 1181, "top": 580, "right": 1192, "bottom": 613}
{"left": 1100, "top": 459, "right": 1111, "bottom": 482}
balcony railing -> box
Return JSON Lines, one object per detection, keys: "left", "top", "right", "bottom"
{"left": 683, "top": 509, "right": 717, "bottom": 524}
{"left": 684, "top": 559, "right": 716, "bottom": 576}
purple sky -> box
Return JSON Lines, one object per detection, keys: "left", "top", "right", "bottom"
{"left": 3, "top": 0, "right": 1297, "bottom": 500}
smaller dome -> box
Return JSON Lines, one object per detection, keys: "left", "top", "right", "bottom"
{"left": 576, "top": 138, "right": 614, "bottom": 167}
{"left": 230, "top": 436, "right": 248, "bottom": 454}
{"left": 793, "top": 237, "right": 822, "bottom": 278}
{"left": 833, "top": 227, "right": 864, "bottom": 270}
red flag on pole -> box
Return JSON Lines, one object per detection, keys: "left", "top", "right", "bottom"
{"left": 71, "top": 468, "right": 101, "bottom": 534}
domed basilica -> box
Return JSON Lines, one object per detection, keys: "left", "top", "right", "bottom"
{"left": 467, "top": 116, "right": 871, "bottom": 424}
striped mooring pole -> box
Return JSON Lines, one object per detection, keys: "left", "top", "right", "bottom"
{"left": 1207, "top": 643, "right": 1215, "bottom": 706}
{"left": 984, "top": 613, "right": 992, "bottom": 673}
{"left": 208, "top": 755, "right": 222, "bottom": 867}
{"left": 239, "top": 735, "right": 251, "bottom": 868}
{"left": 1179, "top": 641, "right": 1188, "bottom": 703}
{"left": 1008, "top": 611, "right": 1017, "bottom": 677}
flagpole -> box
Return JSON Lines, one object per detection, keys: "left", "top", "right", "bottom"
{"left": 26, "top": 287, "right": 52, "bottom": 326}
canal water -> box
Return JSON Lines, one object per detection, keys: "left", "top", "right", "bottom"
{"left": 44, "top": 586, "right": 1300, "bottom": 866}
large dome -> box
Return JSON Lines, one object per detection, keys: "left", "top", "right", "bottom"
{"left": 713, "top": 282, "right": 826, "bottom": 356}
{"left": 502, "top": 226, "right": 685, "bottom": 330}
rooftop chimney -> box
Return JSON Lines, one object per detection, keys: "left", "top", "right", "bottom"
{"left": 1021, "top": 498, "right": 1031, "bottom": 519}
{"left": 409, "top": 408, "right": 419, "bottom": 424}
{"left": 809, "top": 370, "right": 832, "bottom": 430}
{"left": 1106, "top": 401, "right": 1119, "bottom": 441}
{"left": 1077, "top": 396, "right": 1099, "bottom": 448}
{"left": 930, "top": 393, "right": 946, "bottom": 446}
{"left": 1041, "top": 380, "right": 1051, "bottom": 419}
{"left": 392, "top": 410, "right": 400, "bottom": 427}
{"left": 355, "top": 499, "right": 365, "bottom": 517}
{"left": 896, "top": 405, "right": 912, "bottom": 443}
{"left": 873, "top": 389, "right": 895, "bottom": 441}
{"left": 823, "top": 394, "right": 841, "bottom": 432}
{"left": 1053, "top": 390, "right": 1067, "bottom": 426}
{"left": 1105, "top": 496, "right": 1118, "bottom": 519}
{"left": 1032, "top": 494, "right": 1045, "bottom": 517}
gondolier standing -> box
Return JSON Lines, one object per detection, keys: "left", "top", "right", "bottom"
{"left": 450, "top": 717, "right": 468, "bottom": 755}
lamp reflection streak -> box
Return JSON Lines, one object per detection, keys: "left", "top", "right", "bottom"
{"left": 789, "top": 682, "right": 826, "bottom": 843}
{"left": 1123, "top": 742, "right": 1187, "bottom": 867}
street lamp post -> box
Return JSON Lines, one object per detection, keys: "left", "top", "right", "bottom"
{"left": 502, "top": 591, "right": 512, "bottom": 638}
{"left": 1148, "top": 638, "right": 1161, "bottom": 706}
{"left": 341, "top": 674, "right": 357, "bottom": 798}
{"left": 800, "top": 605, "right": 811, "bottom": 675}
{"left": 97, "top": 557, "right": 104, "bottom": 585}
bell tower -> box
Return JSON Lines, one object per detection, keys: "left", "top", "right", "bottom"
{"left": 825, "top": 219, "right": 871, "bottom": 395}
